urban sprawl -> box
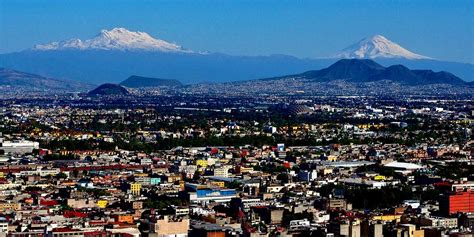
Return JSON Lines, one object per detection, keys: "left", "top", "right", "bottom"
{"left": 0, "top": 94, "right": 473, "bottom": 237}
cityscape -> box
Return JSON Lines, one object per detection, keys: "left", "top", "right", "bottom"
{"left": 0, "top": 1, "right": 473, "bottom": 237}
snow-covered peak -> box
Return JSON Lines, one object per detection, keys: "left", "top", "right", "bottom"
{"left": 32, "top": 27, "right": 192, "bottom": 53}
{"left": 334, "top": 34, "right": 431, "bottom": 60}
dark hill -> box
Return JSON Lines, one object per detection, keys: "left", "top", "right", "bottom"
{"left": 315, "top": 59, "right": 385, "bottom": 81}
{"left": 88, "top": 83, "right": 130, "bottom": 96}
{"left": 368, "top": 64, "right": 421, "bottom": 84}
{"left": 120, "top": 75, "right": 182, "bottom": 88}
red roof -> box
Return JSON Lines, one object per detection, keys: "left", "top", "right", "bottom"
{"left": 53, "top": 228, "right": 80, "bottom": 233}
{"left": 434, "top": 182, "right": 451, "bottom": 187}
{"left": 64, "top": 210, "right": 88, "bottom": 218}
{"left": 40, "top": 200, "right": 58, "bottom": 206}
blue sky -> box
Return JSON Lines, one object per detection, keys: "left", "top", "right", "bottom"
{"left": 0, "top": 0, "right": 472, "bottom": 63}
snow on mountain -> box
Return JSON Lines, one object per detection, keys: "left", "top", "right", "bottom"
{"left": 32, "top": 27, "right": 193, "bottom": 53}
{"left": 334, "top": 35, "right": 431, "bottom": 60}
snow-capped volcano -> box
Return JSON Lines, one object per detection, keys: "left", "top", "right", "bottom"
{"left": 334, "top": 35, "right": 431, "bottom": 60}
{"left": 32, "top": 27, "right": 192, "bottom": 53}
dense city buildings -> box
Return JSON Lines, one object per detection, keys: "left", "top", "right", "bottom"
{"left": 1, "top": 0, "right": 473, "bottom": 236}
{"left": 0, "top": 93, "right": 472, "bottom": 237}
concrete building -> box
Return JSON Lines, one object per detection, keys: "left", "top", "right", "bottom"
{"left": 361, "top": 220, "right": 383, "bottom": 237}
{"left": 0, "top": 140, "right": 39, "bottom": 154}
{"left": 321, "top": 198, "right": 352, "bottom": 211}
{"left": 440, "top": 191, "right": 474, "bottom": 216}
{"left": 151, "top": 216, "right": 190, "bottom": 237}
{"left": 0, "top": 202, "right": 21, "bottom": 211}
{"left": 50, "top": 228, "right": 85, "bottom": 237}
{"left": 399, "top": 224, "right": 424, "bottom": 237}
{"left": 213, "top": 166, "right": 229, "bottom": 178}
{"left": 0, "top": 221, "right": 8, "bottom": 235}
{"left": 289, "top": 219, "right": 311, "bottom": 231}
{"left": 419, "top": 216, "right": 458, "bottom": 229}
{"left": 130, "top": 183, "right": 142, "bottom": 196}
{"left": 329, "top": 220, "right": 361, "bottom": 237}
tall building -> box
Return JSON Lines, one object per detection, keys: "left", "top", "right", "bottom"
{"left": 440, "top": 191, "right": 474, "bottom": 216}
{"left": 298, "top": 170, "right": 318, "bottom": 182}
{"left": 130, "top": 183, "right": 142, "bottom": 196}
{"left": 329, "top": 220, "right": 361, "bottom": 237}
{"left": 361, "top": 220, "right": 383, "bottom": 237}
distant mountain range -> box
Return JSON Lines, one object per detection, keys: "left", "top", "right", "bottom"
{"left": 0, "top": 28, "right": 472, "bottom": 84}
{"left": 1, "top": 58, "right": 472, "bottom": 96}
{"left": 0, "top": 68, "right": 91, "bottom": 92}
{"left": 120, "top": 75, "right": 182, "bottom": 88}
{"left": 183, "top": 59, "right": 473, "bottom": 96}
{"left": 278, "top": 59, "right": 465, "bottom": 85}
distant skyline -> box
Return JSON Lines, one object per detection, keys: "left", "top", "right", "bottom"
{"left": 0, "top": 0, "right": 472, "bottom": 63}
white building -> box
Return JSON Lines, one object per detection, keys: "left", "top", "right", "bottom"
{"left": 18, "top": 167, "right": 61, "bottom": 177}
{"left": 0, "top": 220, "right": 8, "bottom": 234}
{"left": 384, "top": 161, "right": 423, "bottom": 170}
{"left": 213, "top": 166, "right": 229, "bottom": 178}
{"left": 403, "top": 200, "right": 420, "bottom": 209}
{"left": 289, "top": 219, "right": 311, "bottom": 231}
{"left": 0, "top": 140, "right": 39, "bottom": 154}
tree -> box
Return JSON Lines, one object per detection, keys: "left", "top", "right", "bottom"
{"left": 226, "top": 181, "right": 241, "bottom": 189}
{"left": 72, "top": 169, "right": 79, "bottom": 178}
{"left": 56, "top": 172, "right": 68, "bottom": 179}
{"left": 193, "top": 171, "right": 201, "bottom": 181}
{"left": 277, "top": 173, "right": 289, "bottom": 184}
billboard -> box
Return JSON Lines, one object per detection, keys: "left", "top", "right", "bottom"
{"left": 277, "top": 143, "right": 285, "bottom": 152}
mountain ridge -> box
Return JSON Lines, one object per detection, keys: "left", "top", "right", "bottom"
{"left": 181, "top": 59, "right": 471, "bottom": 96}
{"left": 263, "top": 59, "right": 465, "bottom": 85}
{"left": 0, "top": 67, "right": 92, "bottom": 91}
{"left": 1, "top": 30, "right": 472, "bottom": 84}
